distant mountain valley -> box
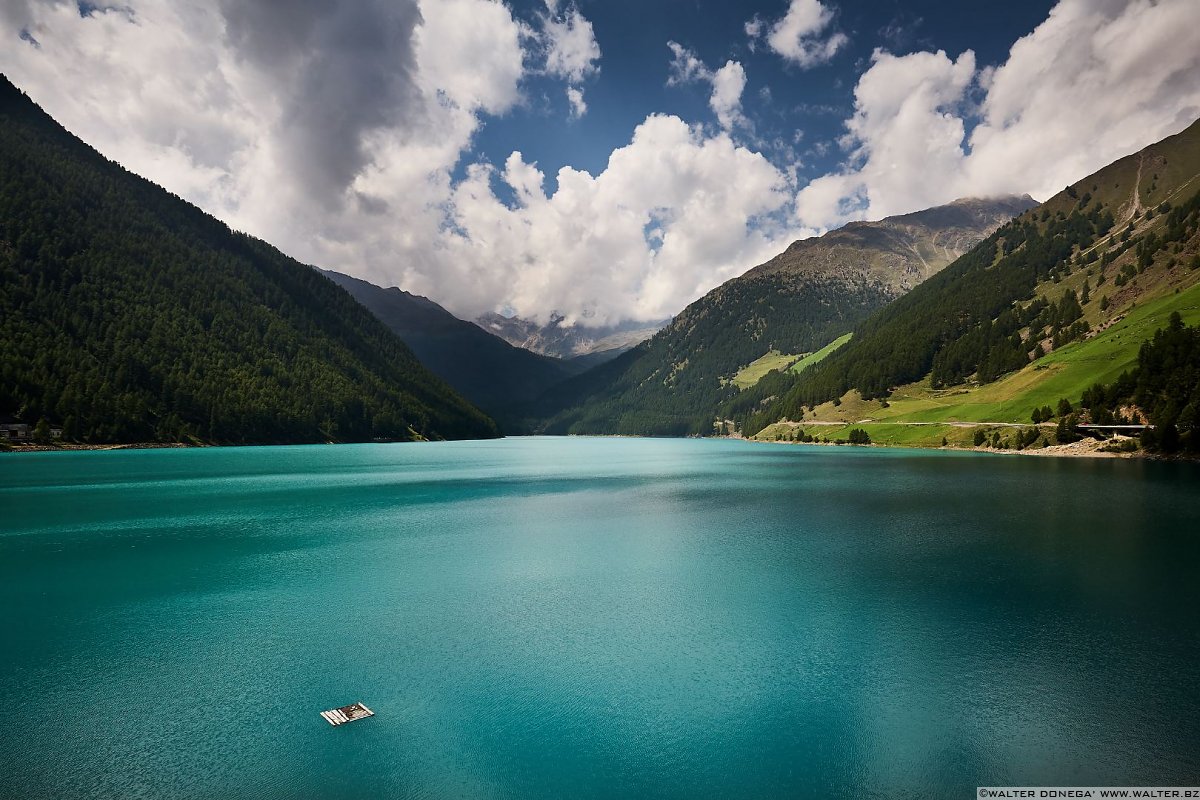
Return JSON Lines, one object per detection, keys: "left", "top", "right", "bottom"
{"left": 475, "top": 312, "right": 667, "bottom": 365}
{"left": 321, "top": 271, "right": 582, "bottom": 430}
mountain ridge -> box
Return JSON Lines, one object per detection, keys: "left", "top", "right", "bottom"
{"left": 747, "top": 195, "right": 1038, "bottom": 288}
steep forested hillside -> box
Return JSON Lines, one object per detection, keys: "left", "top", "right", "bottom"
{"left": 322, "top": 270, "right": 579, "bottom": 429}
{"left": 741, "top": 117, "right": 1200, "bottom": 444}
{"left": 1077, "top": 312, "right": 1200, "bottom": 453}
{"left": 0, "top": 75, "right": 498, "bottom": 444}
{"left": 538, "top": 196, "right": 1032, "bottom": 435}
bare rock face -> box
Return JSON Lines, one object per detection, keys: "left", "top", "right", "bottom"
{"left": 744, "top": 195, "right": 1038, "bottom": 293}
{"left": 663, "top": 195, "right": 1037, "bottom": 355}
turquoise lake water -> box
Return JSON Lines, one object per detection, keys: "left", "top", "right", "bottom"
{"left": 2, "top": 437, "right": 1199, "bottom": 798}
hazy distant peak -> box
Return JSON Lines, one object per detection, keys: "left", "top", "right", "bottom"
{"left": 474, "top": 312, "right": 669, "bottom": 360}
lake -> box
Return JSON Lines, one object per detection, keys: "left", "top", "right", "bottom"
{"left": 2, "top": 437, "right": 1198, "bottom": 798}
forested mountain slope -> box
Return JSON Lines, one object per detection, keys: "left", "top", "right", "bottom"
{"left": 740, "top": 117, "right": 1200, "bottom": 447}
{"left": 0, "top": 75, "right": 498, "bottom": 444}
{"left": 322, "top": 270, "right": 579, "bottom": 429}
{"left": 538, "top": 195, "right": 1033, "bottom": 436}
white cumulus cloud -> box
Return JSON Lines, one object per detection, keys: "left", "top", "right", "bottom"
{"left": 796, "top": 0, "right": 1200, "bottom": 231}
{"left": 541, "top": 3, "right": 600, "bottom": 85}
{"left": 709, "top": 61, "right": 748, "bottom": 132}
{"left": 415, "top": 0, "right": 528, "bottom": 115}
{"left": 667, "top": 42, "right": 748, "bottom": 132}
{"left": 436, "top": 115, "right": 797, "bottom": 324}
{"left": 566, "top": 86, "right": 587, "bottom": 118}
{"left": 748, "top": 0, "right": 848, "bottom": 68}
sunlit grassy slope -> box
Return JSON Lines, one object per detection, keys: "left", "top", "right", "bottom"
{"left": 752, "top": 279, "right": 1200, "bottom": 446}
{"left": 876, "top": 280, "right": 1200, "bottom": 425}
{"left": 731, "top": 351, "right": 802, "bottom": 388}
{"left": 753, "top": 420, "right": 1008, "bottom": 448}
{"left": 729, "top": 332, "right": 854, "bottom": 389}
{"left": 791, "top": 333, "right": 852, "bottom": 374}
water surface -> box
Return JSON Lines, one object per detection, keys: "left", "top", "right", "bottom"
{"left": 2, "top": 438, "right": 1198, "bottom": 798}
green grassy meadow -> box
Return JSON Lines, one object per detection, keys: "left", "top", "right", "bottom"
{"left": 731, "top": 350, "right": 802, "bottom": 389}
{"left": 791, "top": 332, "right": 852, "bottom": 374}
{"left": 772, "top": 278, "right": 1200, "bottom": 433}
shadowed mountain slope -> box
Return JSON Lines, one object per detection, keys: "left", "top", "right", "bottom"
{"left": 0, "top": 75, "right": 497, "bottom": 444}
{"left": 321, "top": 270, "right": 580, "bottom": 429}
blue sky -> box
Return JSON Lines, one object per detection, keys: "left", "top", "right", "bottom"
{"left": 3, "top": 0, "right": 1198, "bottom": 325}
{"left": 471, "top": 0, "right": 1054, "bottom": 191}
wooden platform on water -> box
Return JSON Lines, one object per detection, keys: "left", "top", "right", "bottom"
{"left": 320, "top": 702, "right": 374, "bottom": 726}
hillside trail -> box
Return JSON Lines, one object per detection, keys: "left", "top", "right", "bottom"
{"left": 1080, "top": 153, "right": 1146, "bottom": 258}
{"left": 1124, "top": 154, "right": 1146, "bottom": 223}
{"left": 1080, "top": 153, "right": 1197, "bottom": 260}
{"left": 906, "top": 242, "right": 932, "bottom": 271}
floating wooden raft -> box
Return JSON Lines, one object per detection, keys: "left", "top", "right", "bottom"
{"left": 320, "top": 702, "right": 374, "bottom": 726}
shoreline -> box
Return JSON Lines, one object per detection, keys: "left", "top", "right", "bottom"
{"left": 1, "top": 435, "right": 1185, "bottom": 461}
{"left": 728, "top": 433, "right": 1158, "bottom": 460}
{"left": 0, "top": 441, "right": 202, "bottom": 453}
{"left": 1, "top": 437, "right": 448, "bottom": 453}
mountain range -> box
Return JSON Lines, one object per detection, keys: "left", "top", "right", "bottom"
{"left": 3, "top": 67, "right": 1197, "bottom": 455}
{"left": 535, "top": 195, "right": 1036, "bottom": 435}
